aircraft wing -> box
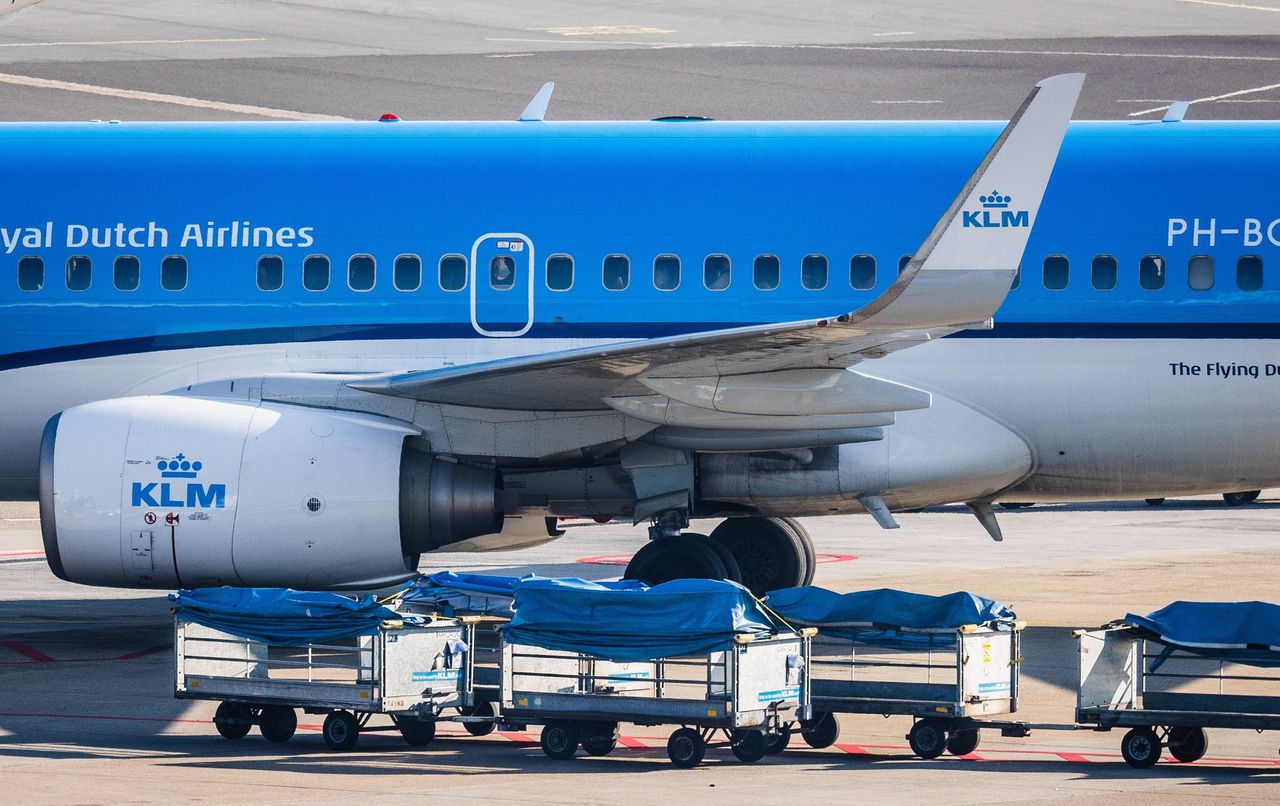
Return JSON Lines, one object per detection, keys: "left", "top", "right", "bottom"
{"left": 350, "top": 74, "right": 1084, "bottom": 415}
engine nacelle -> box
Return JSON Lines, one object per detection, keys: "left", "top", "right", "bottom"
{"left": 40, "top": 396, "right": 502, "bottom": 589}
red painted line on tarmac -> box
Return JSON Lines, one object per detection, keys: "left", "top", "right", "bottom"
{"left": 1056, "top": 752, "right": 1089, "bottom": 763}
{"left": 497, "top": 731, "right": 536, "bottom": 744}
{"left": 617, "top": 735, "right": 649, "bottom": 749}
{"left": 114, "top": 645, "right": 168, "bottom": 661}
{"left": 834, "top": 742, "right": 872, "bottom": 756}
{"left": 0, "top": 550, "right": 44, "bottom": 558}
{"left": 0, "top": 640, "right": 55, "bottom": 663}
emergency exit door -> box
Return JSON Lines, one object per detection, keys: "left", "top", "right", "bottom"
{"left": 470, "top": 233, "right": 534, "bottom": 337}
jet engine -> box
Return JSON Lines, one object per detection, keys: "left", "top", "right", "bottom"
{"left": 39, "top": 396, "right": 502, "bottom": 589}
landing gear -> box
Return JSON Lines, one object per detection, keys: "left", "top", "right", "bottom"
{"left": 624, "top": 534, "right": 732, "bottom": 585}
{"left": 709, "top": 517, "right": 815, "bottom": 596}
{"left": 1144, "top": 498, "right": 1166, "bottom": 506}
{"left": 1223, "top": 490, "right": 1261, "bottom": 506}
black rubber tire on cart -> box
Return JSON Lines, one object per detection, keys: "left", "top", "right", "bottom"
{"left": 1120, "top": 726, "right": 1162, "bottom": 768}
{"left": 667, "top": 728, "right": 706, "bottom": 769}
{"left": 800, "top": 711, "right": 840, "bottom": 749}
{"left": 540, "top": 721, "right": 580, "bottom": 760}
{"left": 580, "top": 722, "right": 620, "bottom": 756}
{"left": 461, "top": 700, "right": 498, "bottom": 737}
{"left": 322, "top": 710, "right": 360, "bottom": 752}
{"left": 1167, "top": 726, "right": 1208, "bottom": 763}
{"left": 730, "top": 729, "right": 768, "bottom": 763}
{"left": 214, "top": 701, "right": 252, "bottom": 740}
{"left": 907, "top": 719, "right": 948, "bottom": 759}
{"left": 258, "top": 705, "right": 297, "bottom": 743}
{"left": 764, "top": 724, "right": 792, "bottom": 755}
{"left": 624, "top": 535, "right": 728, "bottom": 586}
{"left": 1144, "top": 498, "right": 1166, "bottom": 506}
{"left": 945, "top": 727, "right": 980, "bottom": 757}
{"left": 397, "top": 716, "right": 437, "bottom": 748}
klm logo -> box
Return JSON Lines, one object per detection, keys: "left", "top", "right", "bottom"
{"left": 962, "top": 191, "right": 1029, "bottom": 229}
{"left": 131, "top": 453, "right": 226, "bottom": 509}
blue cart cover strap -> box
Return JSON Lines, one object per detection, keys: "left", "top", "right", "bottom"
{"left": 504, "top": 577, "right": 777, "bottom": 662}
{"left": 169, "top": 587, "right": 402, "bottom": 646}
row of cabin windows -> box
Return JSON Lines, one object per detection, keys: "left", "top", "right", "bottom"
{"left": 13, "top": 252, "right": 1268, "bottom": 295}
{"left": 1022, "top": 254, "right": 1265, "bottom": 292}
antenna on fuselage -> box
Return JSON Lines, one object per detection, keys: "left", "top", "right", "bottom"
{"left": 518, "top": 82, "right": 555, "bottom": 122}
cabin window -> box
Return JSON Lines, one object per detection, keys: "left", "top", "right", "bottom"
{"left": 162, "top": 255, "right": 187, "bottom": 291}
{"left": 899, "top": 254, "right": 913, "bottom": 274}
{"left": 489, "top": 255, "right": 515, "bottom": 290}
{"left": 65, "top": 255, "right": 91, "bottom": 291}
{"left": 1237, "top": 255, "right": 1263, "bottom": 291}
{"left": 256, "top": 255, "right": 284, "bottom": 291}
{"left": 1042, "top": 255, "right": 1069, "bottom": 290}
{"left": 17, "top": 256, "right": 43, "bottom": 291}
{"left": 303, "top": 255, "right": 330, "bottom": 291}
{"left": 1140, "top": 255, "right": 1165, "bottom": 290}
{"left": 850, "top": 254, "right": 875, "bottom": 290}
{"left": 348, "top": 254, "right": 375, "bottom": 291}
{"left": 546, "top": 254, "right": 573, "bottom": 291}
{"left": 394, "top": 254, "right": 422, "bottom": 291}
{"left": 801, "top": 254, "right": 828, "bottom": 290}
{"left": 1188, "top": 255, "right": 1214, "bottom": 291}
{"left": 1091, "top": 255, "right": 1117, "bottom": 291}
{"left": 654, "top": 254, "right": 680, "bottom": 290}
{"left": 603, "top": 254, "right": 630, "bottom": 290}
{"left": 113, "top": 256, "right": 140, "bottom": 291}
{"left": 704, "top": 254, "right": 730, "bottom": 290}
{"left": 753, "top": 255, "right": 779, "bottom": 290}
{"left": 439, "top": 254, "right": 466, "bottom": 291}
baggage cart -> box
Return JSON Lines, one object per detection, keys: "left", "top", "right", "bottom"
{"left": 1077, "top": 624, "right": 1280, "bottom": 767}
{"left": 175, "top": 613, "right": 475, "bottom": 751}
{"left": 798, "top": 622, "right": 1028, "bottom": 758}
{"left": 500, "top": 630, "right": 812, "bottom": 767}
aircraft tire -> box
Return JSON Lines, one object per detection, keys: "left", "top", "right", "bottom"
{"left": 623, "top": 535, "right": 728, "bottom": 586}
{"left": 1223, "top": 490, "right": 1261, "bottom": 506}
{"left": 709, "top": 518, "right": 808, "bottom": 597}
{"left": 776, "top": 518, "right": 816, "bottom": 585}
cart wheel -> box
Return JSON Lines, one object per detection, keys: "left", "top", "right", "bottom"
{"left": 945, "top": 727, "right": 980, "bottom": 757}
{"left": 540, "top": 721, "right": 580, "bottom": 760}
{"left": 213, "top": 702, "right": 252, "bottom": 740}
{"left": 1120, "top": 726, "right": 1161, "bottom": 768}
{"left": 764, "top": 724, "right": 792, "bottom": 755}
{"left": 258, "top": 705, "right": 297, "bottom": 743}
{"left": 907, "top": 719, "right": 948, "bottom": 759}
{"left": 800, "top": 711, "right": 840, "bottom": 749}
{"left": 461, "top": 700, "right": 498, "bottom": 737}
{"left": 1144, "top": 498, "right": 1166, "bottom": 506}
{"left": 1167, "top": 726, "right": 1208, "bottom": 763}
{"left": 667, "top": 728, "right": 706, "bottom": 768}
{"left": 581, "top": 722, "right": 619, "bottom": 756}
{"left": 397, "top": 715, "right": 437, "bottom": 748}
{"left": 730, "top": 729, "right": 768, "bottom": 763}
{"left": 322, "top": 710, "right": 360, "bottom": 752}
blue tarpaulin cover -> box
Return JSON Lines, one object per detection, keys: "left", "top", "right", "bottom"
{"left": 170, "top": 588, "right": 402, "bottom": 646}
{"left": 504, "top": 577, "right": 777, "bottom": 662}
{"left": 766, "top": 586, "right": 1016, "bottom": 649}
{"left": 1124, "top": 601, "right": 1280, "bottom": 667}
{"left": 400, "top": 572, "right": 646, "bottom": 616}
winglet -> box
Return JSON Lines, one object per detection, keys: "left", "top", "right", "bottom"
{"left": 518, "top": 81, "right": 555, "bottom": 122}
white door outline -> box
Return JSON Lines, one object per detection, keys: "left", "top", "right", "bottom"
{"left": 470, "top": 232, "right": 534, "bottom": 337}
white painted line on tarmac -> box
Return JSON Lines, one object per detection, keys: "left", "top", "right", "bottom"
{"left": 1128, "top": 80, "right": 1280, "bottom": 117}
{"left": 1173, "top": 0, "right": 1280, "bottom": 11}
{"left": 872, "top": 31, "right": 916, "bottom": 36}
{"left": 808, "top": 44, "right": 1280, "bottom": 62}
{"left": 871, "top": 99, "right": 942, "bottom": 104}
{"left": 485, "top": 53, "right": 534, "bottom": 58}
{"left": 0, "top": 37, "right": 266, "bottom": 49}
{"left": 0, "top": 72, "right": 350, "bottom": 121}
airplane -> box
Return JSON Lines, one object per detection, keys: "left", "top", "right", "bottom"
{"left": 5, "top": 73, "right": 1278, "bottom": 596}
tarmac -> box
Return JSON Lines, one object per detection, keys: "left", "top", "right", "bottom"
{"left": 3, "top": 1, "right": 1280, "bottom": 803}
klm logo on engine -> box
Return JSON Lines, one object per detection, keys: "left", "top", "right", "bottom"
{"left": 962, "top": 191, "right": 1029, "bottom": 229}
{"left": 130, "top": 453, "right": 226, "bottom": 509}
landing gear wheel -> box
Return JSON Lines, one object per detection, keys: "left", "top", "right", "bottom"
{"left": 258, "top": 705, "right": 297, "bottom": 743}
{"left": 322, "top": 710, "right": 360, "bottom": 751}
{"left": 765, "top": 724, "right": 792, "bottom": 755}
{"left": 730, "top": 729, "right": 767, "bottom": 763}
{"left": 1144, "top": 498, "right": 1166, "bottom": 506}
{"left": 1167, "top": 726, "right": 1208, "bottom": 763}
{"left": 800, "top": 711, "right": 840, "bottom": 749}
{"left": 667, "top": 727, "right": 706, "bottom": 768}
{"left": 214, "top": 702, "right": 252, "bottom": 740}
{"left": 580, "top": 722, "right": 619, "bottom": 756}
{"left": 777, "top": 518, "right": 816, "bottom": 586}
{"left": 709, "top": 518, "right": 810, "bottom": 596}
{"left": 1223, "top": 490, "right": 1261, "bottom": 506}
{"left": 540, "top": 721, "right": 580, "bottom": 760}
{"left": 907, "top": 719, "right": 948, "bottom": 759}
{"left": 624, "top": 535, "right": 727, "bottom": 586}
{"left": 460, "top": 700, "right": 498, "bottom": 737}
{"left": 1120, "top": 726, "right": 1161, "bottom": 768}
{"left": 998, "top": 502, "right": 1033, "bottom": 509}
{"left": 397, "top": 715, "right": 437, "bottom": 747}
{"left": 700, "top": 535, "right": 744, "bottom": 584}
{"left": 945, "top": 728, "right": 980, "bottom": 756}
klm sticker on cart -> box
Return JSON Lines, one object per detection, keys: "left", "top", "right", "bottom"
{"left": 412, "top": 669, "right": 462, "bottom": 682}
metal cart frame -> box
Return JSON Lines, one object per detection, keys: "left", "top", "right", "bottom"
{"left": 798, "top": 622, "right": 1028, "bottom": 758}
{"left": 500, "top": 631, "right": 812, "bottom": 767}
{"left": 175, "top": 615, "right": 475, "bottom": 751}
{"left": 1077, "top": 625, "right": 1280, "bottom": 767}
